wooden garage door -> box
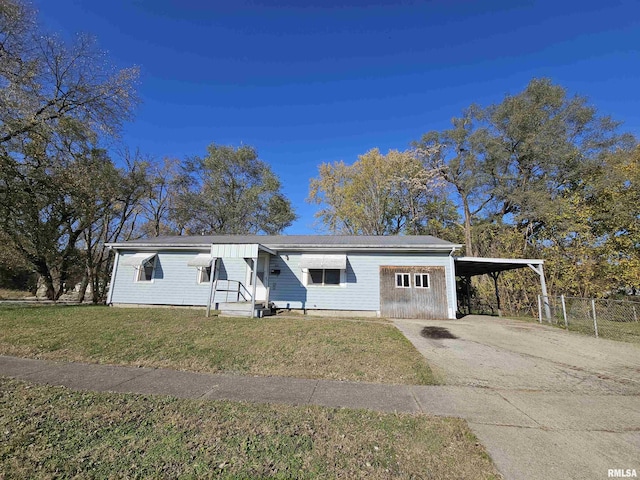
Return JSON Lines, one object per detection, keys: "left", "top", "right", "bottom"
{"left": 380, "top": 266, "right": 448, "bottom": 319}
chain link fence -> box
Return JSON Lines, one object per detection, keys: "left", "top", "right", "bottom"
{"left": 538, "top": 295, "right": 640, "bottom": 343}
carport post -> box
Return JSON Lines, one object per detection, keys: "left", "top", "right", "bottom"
{"left": 489, "top": 271, "right": 501, "bottom": 317}
{"left": 529, "top": 263, "right": 551, "bottom": 320}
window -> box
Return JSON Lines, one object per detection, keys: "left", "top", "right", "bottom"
{"left": 136, "top": 259, "right": 155, "bottom": 282}
{"left": 198, "top": 266, "right": 212, "bottom": 284}
{"left": 308, "top": 268, "right": 342, "bottom": 286}
{"left": 122, "top": 252, "right": 157, "bottom": 283}
{"left": 395, "top": 273, "right": 410, "bottom": 288}
{"left": 415, "top": 273, "right": 430, "bottom": 288}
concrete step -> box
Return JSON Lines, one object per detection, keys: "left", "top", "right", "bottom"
{"left": 217, "top": 302, "right": 273, "bottom": 318}
{"left": 217, "top": 302, "right": 265, "bottom": 311}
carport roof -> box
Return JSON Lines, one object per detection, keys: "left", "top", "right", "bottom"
{"left": 454, "top": 257, "right": 544, "bottom": 277}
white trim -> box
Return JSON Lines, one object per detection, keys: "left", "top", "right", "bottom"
{"left": 197, "top": 265, "right": 212, "bottom": 284}
{"left": 134, "top": 256, "right": 156, "bottom": 283}
{"left": 106, "top": 243, "right": 212, "bottom": 250}
{"left": 106, "top": 249, "right": 120, "bottom": 305}
{"left": 414, "top": 273, "right": 430, "bottom": 289}
{"left": 270, "top": 244, "right": 460, "bottom": 251}
{"left": 455, "top": 256, "right": 544, "bottom": 265}
{"left": 245, "top": 255, "right": 270, "bottom": 301}
{"left": 303, "top": 268, "right": 347, "bottom": 287}
{"left": 395, "top": 272, "right": 411, "bottom": 288}
{"left": 250, "top": 256, "right": 258, "bottom": 318}
{"left": 206, "top": 257, "right": 219, "bottom": 317}
{"left": 106, "top": 243, "right": 461, "bottom": 253}
{"left": 448, "top": 254, "right": 457, "bottom": 319}
{"left": 258, "top": 245, "right": 278, "bottom": 256}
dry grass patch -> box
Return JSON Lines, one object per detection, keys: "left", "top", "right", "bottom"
{"left": 508, "top": 314, "right": 640, "bottom": 344}
{"left": 0, "top": 378, "right": 499, "bottom": 479}
{"left": 0, "top": 289, "right": 33, "bottom": 300}
{"left": 0, "top": 305, "right": 434, "bottom": 384}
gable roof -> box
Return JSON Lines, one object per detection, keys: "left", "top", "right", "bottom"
{"left": 107, "top": 234, "right": 460, "bottom": 253}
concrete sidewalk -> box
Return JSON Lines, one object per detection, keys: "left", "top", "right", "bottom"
{"left": 3, "top": 353, "right": 639, "bottom": 430}
{"left": 1, "top": 355, "right": 425, "bottom": 413}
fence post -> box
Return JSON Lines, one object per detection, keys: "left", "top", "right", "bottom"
{"left": 537, "top": 295, "right": 542, "bottom": 323}
{"left": 561, "top": 295, "right": 568, "bottom": 329}
{"left": 591, "top": 299, "right": 598, "bottom": 338}
{"left": 633, "top": 305, "right": 638, "bottom": 323}
{"left": 545, "top": 296, "right": 552, "bottom": 324}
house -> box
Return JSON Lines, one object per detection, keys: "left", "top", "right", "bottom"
{"left": 106, "top": 235, "right": 462, "bottom": 319}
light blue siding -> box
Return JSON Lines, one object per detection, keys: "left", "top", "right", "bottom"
{"left": 110, "top": 250, "right": 249, "bottom": 306}
{"left": 217, "top": 257, "right": 248, "bottom": 283}
{"left": 111, "top": 248, "right": 456, "bottom": 317}
{"left": 267, "top": 251, "right": 456, "bottom": 315}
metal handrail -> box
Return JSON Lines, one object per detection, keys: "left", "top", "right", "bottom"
{"left": 213, "top": 279, "right": 251, "bottom": 303}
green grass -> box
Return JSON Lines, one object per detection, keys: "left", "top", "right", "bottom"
{"left": 0, "top": 305, "right": 435, "bottom": 384}
{"left": 563, "top": 317, "right": 640, "bottom": 343}
{"left": 0, "top": 377, "right": 499, "bottom": 479}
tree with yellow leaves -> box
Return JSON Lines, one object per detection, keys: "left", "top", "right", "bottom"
{"left": 308, "top": 148, "right": 459, "bottom": 237}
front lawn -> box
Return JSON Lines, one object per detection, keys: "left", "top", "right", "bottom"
{"left": 0, "top": 305, "right": 435, "bottom": 384}
{"left": 0, "top": 378, "right": 499, "bottom": 479}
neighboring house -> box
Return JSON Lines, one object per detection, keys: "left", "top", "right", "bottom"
{"left": 106, "top": 235, "right": 461, "bottom": 319}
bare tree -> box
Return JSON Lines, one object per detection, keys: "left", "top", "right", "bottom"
{"left": 0, "top": 0, "right": 139, "bottom": 299}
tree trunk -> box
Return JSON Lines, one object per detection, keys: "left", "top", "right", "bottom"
{"left": 44, "top": 277, "right": 56, "bottom": 300}
{"left": 92, "top": 268, "right": 102, "bottom": 303}
{"left": 462, "top": 195, "right": 474, "bottom": 257}
{"left": 93, "top": 248, "right": 112, "bottom": 304}
{"left": 77, "top": 274, "right": 89, "bottom": 303}
{"left": 53, "top": 273, "right": 65, "bottom": 301}
{"left": 34, "top": 261, "right": 57, "bottom": 300}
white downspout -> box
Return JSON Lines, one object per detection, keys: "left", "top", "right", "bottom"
{"left": 448, "top": 247, "right": 458, "bottom": 319}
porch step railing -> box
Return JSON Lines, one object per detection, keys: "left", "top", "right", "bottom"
{"left": 211, "top": 280, "right": 251, "bottom": 303}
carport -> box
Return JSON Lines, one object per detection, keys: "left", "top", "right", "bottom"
{"left": 454, "top": 257, "right": 551, "bottom": 319}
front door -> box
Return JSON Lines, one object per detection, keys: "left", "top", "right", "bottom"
{"left": 246, "top": 254, "right": 270, "bottom": 302}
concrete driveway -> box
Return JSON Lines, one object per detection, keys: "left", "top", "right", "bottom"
{"left": 394, "top": 315, "right": 640, "bottom": 480}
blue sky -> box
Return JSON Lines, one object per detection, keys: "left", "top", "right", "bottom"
{"left": 34, "top": 0, "right": 640, "bottom": 234}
